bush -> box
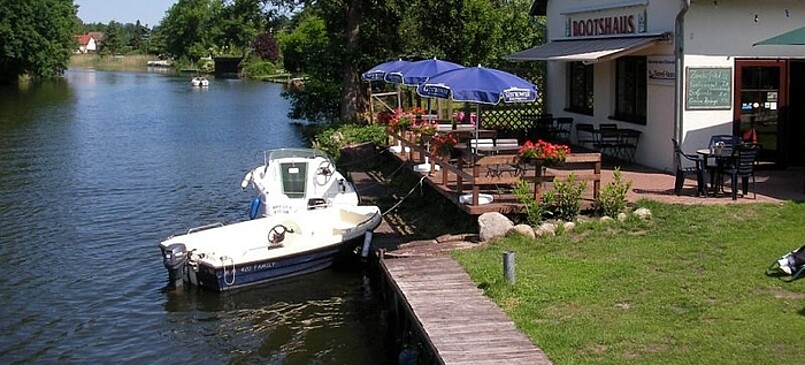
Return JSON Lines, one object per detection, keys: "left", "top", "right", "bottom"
{"left": 595, "top": 167, "right": 633, "bottom": 217}
{"left": 242, "top": 59, "right": 278, "bottom": 78}
{"left": 312, "top": 122, "right": 386, "bottom": 160}
{"left": 513, "top": 180, "right": 546, "bottom": 225}
{"left": 543, "top": 172, "right": 587, "bottom": 221}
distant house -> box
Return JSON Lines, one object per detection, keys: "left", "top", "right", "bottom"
{"left": 75, "top": 34, "right": 97, "bottom": 53}
{"left": 88, "top": 32, "right": 105, "bottom": 48}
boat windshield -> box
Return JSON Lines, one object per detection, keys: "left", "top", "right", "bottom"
{"left": 264, "top": 148, "right": 331, "bottom": 165}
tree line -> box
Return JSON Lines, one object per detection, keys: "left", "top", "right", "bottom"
{"left": 0, "top": 0, "right": 545, "bottom": 124}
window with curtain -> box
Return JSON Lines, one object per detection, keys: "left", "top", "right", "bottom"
{"left": 567, "top": 62, "right": 594, "bottom": 115}
{"left": 614, "top": 56, "right": 647, "bottom": 124}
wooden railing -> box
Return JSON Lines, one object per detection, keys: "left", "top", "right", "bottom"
{"left": 387, "top": 130, "right": 601, "bottom": 207}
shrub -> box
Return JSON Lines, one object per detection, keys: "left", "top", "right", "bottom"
{"left": 312, "top": 122, "right": 386, "bottom": 160}
{"left": 543, "top": 172, "right": 587, "bottom": 221}
{"left": 513, "top": 180, "right": 546, "bottom": 225}
{"left": 595, "top": 167, "right": 633, "bottom": 217}
{"left": 242, "top": 59, "right": 278, "bottom": 78}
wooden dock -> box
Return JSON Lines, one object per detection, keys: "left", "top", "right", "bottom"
{"left": 380, "top": 256, "right": 552, "bottom": 365}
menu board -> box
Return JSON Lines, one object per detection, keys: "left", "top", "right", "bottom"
{"left": 686, "top": 67, "right": 732, "bottom": 110}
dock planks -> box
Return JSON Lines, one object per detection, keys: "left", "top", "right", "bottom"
{"left": 381, "top": 256, "right": 552, "bottom": 365}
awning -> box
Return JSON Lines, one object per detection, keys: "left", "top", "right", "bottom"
{"left": 754, "top": 26, "right": 805, "bottom": 46}
{"left": 505, "top": 33, "right": 669, "bottom": 63}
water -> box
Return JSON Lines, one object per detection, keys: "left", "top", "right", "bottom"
{"left": 0, "top": 70, "right": 391, "bottom": 364}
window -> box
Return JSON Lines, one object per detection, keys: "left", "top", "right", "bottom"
{"left": 614, "top": 56, "right": 647, "bottom": 124}
{"left": 567, "top": 62, "right": 593, "bottom": 115}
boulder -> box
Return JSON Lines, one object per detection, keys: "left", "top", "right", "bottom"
{"left": 478, "top": 212, "right": 514, "bottom": 241}
{"left": 507, "top": 224, "right": 536, "bottom": 239}
{"left": 562, "top": 221, "right": 576, "bottom": 232}
{"left": 617, "top": 212, "right": 628, "bottom": 221}
{"left": 633, "top": 207, "right": 652, "bottom": 220}
{"left": 535, "top": 222, "right": 557, "bottom": 237}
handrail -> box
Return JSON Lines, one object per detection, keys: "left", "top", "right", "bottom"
{"left": 187, "top": 222, "right": 225, "bottom": 234}
{"left": 386, "top": 129, "right": 602, "bottom": 206}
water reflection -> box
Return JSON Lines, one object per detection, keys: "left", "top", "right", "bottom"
{"left": 0, "top": 70, "right": 391, "bottom": 365}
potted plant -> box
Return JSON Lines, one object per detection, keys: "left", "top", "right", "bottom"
{"left": 518, "top": 139, "right": 570, "bottom": 166}
{"left": 431, "top": 132, "right": 458, "bottom": 159}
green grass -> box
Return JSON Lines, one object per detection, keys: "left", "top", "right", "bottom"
{"left": 453, "top": 200, "right": 805, "bottom": 364}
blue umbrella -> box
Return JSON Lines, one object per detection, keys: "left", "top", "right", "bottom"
{"left": 384, "top": 57, "right": 465, "bottom": 86}
{"left": 361, "top": 59, "right": 411, "bottom": 81}
{"left": 416, "top": 66, "right": 538, "bottom": 161}
{"left": 415, "top": 66, "right": 537, "bottom": 105}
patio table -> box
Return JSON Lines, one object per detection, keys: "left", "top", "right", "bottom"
{"left": 697, "top": 147, "right": 736, "bottom": 195}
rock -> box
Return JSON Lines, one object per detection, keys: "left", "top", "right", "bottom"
{"left": 562, "top": 221, "right": 576, "bottom": 232}
{"left": 617, "top": 212, "right": 628, "bottom": 221}
{"left": 633, "top": 207, "right": 652, "bottom": 220}
{"left": 478, "top": 212, "right": 514, "bottom": 241}
{"left": 535, "top": 222, "right": 556, "bottom": 237}
{"left": 600, "top": 216, "right": 614, "bottom": 222}
{"left": 507, "top": 224, "right": 536, "bottom": 239}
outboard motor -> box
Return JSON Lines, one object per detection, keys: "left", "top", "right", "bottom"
{"left": 162, "top": 243, "right": 188, "bottom": 288}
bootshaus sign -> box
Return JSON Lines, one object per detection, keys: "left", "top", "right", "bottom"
{"left": 566, "top": 9, "right": 647, "bottom": 37}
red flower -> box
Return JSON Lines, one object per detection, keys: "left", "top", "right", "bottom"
{"left": 518, "top": 139, "right": 570, "bottom": 163}
{"left": 431, "top": 132, "right": 458, "bottom": 157}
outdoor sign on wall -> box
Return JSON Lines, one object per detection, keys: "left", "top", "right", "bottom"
{"left": 686, "top": 67, "right": 732, "bottom": 110}
{"left": 566, "top": 9, "right": 647, "bottom": 37}
{"left": 648, "top": 56, "right": 675, "bottom": 85}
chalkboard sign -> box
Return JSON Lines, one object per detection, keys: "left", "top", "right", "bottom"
{"left": 686, "top": 67, "right": 732, "bottom": 110}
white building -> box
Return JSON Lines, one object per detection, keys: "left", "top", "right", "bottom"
{"left": 509, "top": 0, "right": 805, "bottom": 171}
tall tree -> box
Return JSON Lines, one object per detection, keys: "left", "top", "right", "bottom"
{"left": 0, "top": 0, "right": 78, "bottom": 83}
{"left": 210, "top": 0, "right": 265, "bottom": 56}
{"left": 101, "top": 21, "right": 126, "bottom": 55}
{"left": 158, "top": 0, "right": 218, "bottom": 61}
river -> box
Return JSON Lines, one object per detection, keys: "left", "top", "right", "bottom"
{"left": 0, "top": 70, "right": 392, "bottom": 364}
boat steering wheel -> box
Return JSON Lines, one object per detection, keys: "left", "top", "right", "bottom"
{"left": 267, "top": 224, "right": 294, "bottom": 245}
{"left": 314, "top": 160, "right": 334, "bottom": 185}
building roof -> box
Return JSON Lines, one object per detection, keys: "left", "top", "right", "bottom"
{"left": 88, "top": 32, "right": 105, "bottom": 42}
{"left": 530, "top": 0, "right": 547, "bottom": 16}
{"left": 75, "top": 34, "right": 93, "bottom": 46}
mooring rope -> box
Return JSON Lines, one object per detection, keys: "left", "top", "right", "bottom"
{"left": 382, "top": 175, "right": 426, "bottom": 216}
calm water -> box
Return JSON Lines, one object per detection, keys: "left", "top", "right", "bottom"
{"left": 0, "top": 70, "right": 391, "bottom": 364}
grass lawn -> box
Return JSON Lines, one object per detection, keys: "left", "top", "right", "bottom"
{"left": 453, "top": 200, "right": 805, "bottom": 364}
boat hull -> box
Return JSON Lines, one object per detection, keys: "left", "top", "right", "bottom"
{"left": 160, "top": 206, "right": 382, "bottom": 292}
{"left": 192, "top": 236, "right": 360, "bottom": 292}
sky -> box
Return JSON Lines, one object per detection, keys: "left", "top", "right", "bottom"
{"left": 74, "top": 0, "right": 178, "bottom": 27}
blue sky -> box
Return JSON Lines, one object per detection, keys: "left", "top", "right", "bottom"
{"left": 74, "top": 0, "right": 177, "bottom": 27}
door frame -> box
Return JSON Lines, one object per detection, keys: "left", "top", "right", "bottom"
{"left": 733, "top": 59, "right": 788, "bottom": 168}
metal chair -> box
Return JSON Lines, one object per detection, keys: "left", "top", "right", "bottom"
{"left": 722, "top": 143, "right": 761, "bottom": 200}
{"left": 554, "top": 117, "right": 573, "bottom": 142}
{"left": 672, "top": 138, "right": 706, "bottom": 197}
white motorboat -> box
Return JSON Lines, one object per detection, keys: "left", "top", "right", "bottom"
{"left": 159, "top": 148, "right": 382, "bottom": 291}
{"left": 240, "top": 148, "right": 361, "bottom": 218}
{"left": 160, "top": 205, "right": 381, "bottom": 292}
{"left": 191, "top": 76, "right": 209, "bottom": 87}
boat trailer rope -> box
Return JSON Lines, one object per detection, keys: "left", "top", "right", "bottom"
{"left": 382, "top": 175, "right": 426, "bottom": 216}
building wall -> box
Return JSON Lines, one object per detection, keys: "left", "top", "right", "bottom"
{"left": 542, "top": 0, "right": 805, "bottom": 171}
{"left": 681, "top": 0, "right": 805, "bottom": 159}
{"left": 544, "top": 0, "right": 680, "bottom": 171}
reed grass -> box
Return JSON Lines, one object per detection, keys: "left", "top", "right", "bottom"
{"left": 454, "top": 200, "right": 805, "bottom": 364}
{"left": 69, "top": 54, "right": 155, "bottom": 71}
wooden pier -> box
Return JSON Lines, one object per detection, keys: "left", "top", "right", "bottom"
{"left": 380, "top": 255, "right": 552, "bottom": 365}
